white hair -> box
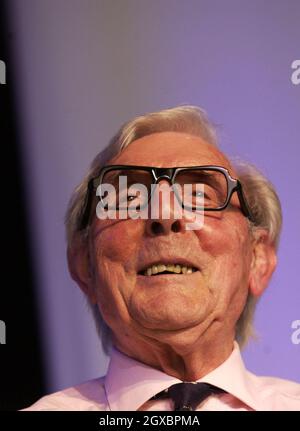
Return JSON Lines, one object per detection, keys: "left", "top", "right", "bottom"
{"left": 65, "top": 105, "right": 282, "bottom": 354}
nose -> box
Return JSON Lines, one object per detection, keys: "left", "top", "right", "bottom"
{"left": 147, "top": 219, "right": 183, "bottom": 236}
{"left": 145, "top": 180, "right": 186, "bottom": 237}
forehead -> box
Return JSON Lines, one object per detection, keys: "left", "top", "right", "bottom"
{"left": 110, "top": 132, "right": 234, "bottom": 172}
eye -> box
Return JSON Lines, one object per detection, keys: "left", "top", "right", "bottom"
{"left": 193, "top": 190, "right": 204, "bottom": 197}
{"left": 127, "top": 195, "right": 137, "bottom": 201}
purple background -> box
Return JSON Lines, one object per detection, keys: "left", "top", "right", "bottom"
{"left": 9, "top": 0, "right": 300, "bottom": 391}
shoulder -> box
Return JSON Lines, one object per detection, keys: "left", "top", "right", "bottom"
{"left": 247, "top": 371, "right": 300, "bottom": 410}
{"left": 22, "top": 377, "right": 107, "bottom": 411}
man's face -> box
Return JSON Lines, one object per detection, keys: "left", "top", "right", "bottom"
{"left": 88, "top": 132, "right": 253, "bottom": 352}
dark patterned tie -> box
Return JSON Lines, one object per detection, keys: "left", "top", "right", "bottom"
{"left": 151, "top": 382, "right": 225, "bottom": 411}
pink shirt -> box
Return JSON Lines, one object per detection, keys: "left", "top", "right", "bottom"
{"left": 23, "top": 342, "right": 300, "bottom": 411}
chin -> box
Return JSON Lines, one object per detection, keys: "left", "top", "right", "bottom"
{"left": 132, "top": 308, "right": 208, "bottom": 331}
{"left": 145, "top": 316, "right": 211, "bottom": 342}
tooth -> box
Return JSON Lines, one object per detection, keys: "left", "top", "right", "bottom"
{"left": 158, "top": 264, "right": 166, "bottom": 273}
{"left": 174, "top": 265, "right": 181, "bottom": 273}
{"left": 152, "top": 265, "right": 158, "bottom": 274}
{"left": 144, "top": 263, "right": 195, "bottom": 275}
{"left": 166, "top": 265, "right": 175, "bottom": 272}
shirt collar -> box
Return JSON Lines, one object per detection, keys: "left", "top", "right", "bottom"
{"left": 197, "top": 341, "right": 259, "bottom": 410}
{"left": 104, "top": 341, "right": 259, "bottom": 411}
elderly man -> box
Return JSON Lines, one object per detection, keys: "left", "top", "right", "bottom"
{"left": 24, "top": 106, "right": 300, "bottom": 411}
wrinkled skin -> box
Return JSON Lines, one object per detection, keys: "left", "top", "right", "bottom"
{"left": 69, "top": 132, "right": 276, "bottom": 381}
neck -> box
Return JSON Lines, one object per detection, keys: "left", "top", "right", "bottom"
{"left": 113, "top": 329, "right": 235, "bottom": 381}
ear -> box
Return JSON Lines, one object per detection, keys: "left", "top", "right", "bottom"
{"left": 67, "top": 237, "right": 97, "bottom": 304}
{"left": 249, "top": 230, "right": 277, "bottom": 297}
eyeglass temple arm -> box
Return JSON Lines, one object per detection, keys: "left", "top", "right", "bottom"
{"left": 79, "top": 179, "right": 94, "bottom": 230}
{"left": 236, "top": 182, "right": 254, "bottom": 222}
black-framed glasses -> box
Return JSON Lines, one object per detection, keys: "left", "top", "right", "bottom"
{"left": 79, "top": 165, "right": 253, "bottom": 230}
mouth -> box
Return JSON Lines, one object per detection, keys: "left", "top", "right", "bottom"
{"left": 138, "top": 261, "right": 199, "bottom": 276}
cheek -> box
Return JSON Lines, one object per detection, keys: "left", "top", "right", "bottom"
{"left": 89, "top": 221, "right": 145, "bottom": 327}
{"left": 197, "top": 216, "right": 252, "bottom": 281}
{"left": 90, "top": 219, "right": 145, "bottom": 310}
{"left": 197, "top": 214, "right": 250, "bottom": 254}
{"left": 92, "top": 219, "right": 144, "bottom": 270}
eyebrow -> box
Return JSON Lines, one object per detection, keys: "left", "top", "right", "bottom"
{"left": 103, "top": 169, "right": 153, "bottom": 186}
{"left": 178, "top": 171, "right": 223, "bottom": 189}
